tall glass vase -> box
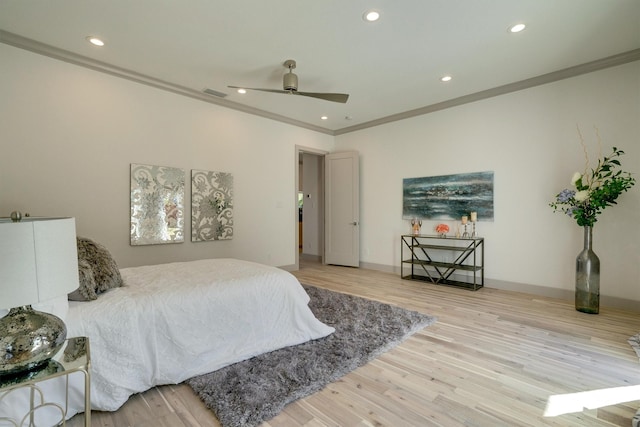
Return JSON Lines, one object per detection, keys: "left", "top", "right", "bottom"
{"left": 575, "top": 226, "right": 600, "bottom": 314}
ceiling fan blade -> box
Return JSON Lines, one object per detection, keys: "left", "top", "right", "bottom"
{"left": 227, "top": 86, "right": 349, "bottom": 103}
{"left": 296, "top": 91, "right": 349, "bottom": 103}
{"left": 228, "top": 86, "right": 289, "bottom": 94}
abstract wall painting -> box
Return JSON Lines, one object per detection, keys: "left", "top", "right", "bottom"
{"left": 191, "top": 169, "right": 234, "bottom": 241}
{"left": 403, "top": 171, "right": 494, "bottom": 221}
{"left": 130, "top": 163, "right": 185, "bottom": 245}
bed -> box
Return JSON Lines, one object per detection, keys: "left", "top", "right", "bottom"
{"left": 0, "top": 247, "right": 334, "bottom": 424}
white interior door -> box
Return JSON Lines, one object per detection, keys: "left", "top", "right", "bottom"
{"left": 325, "top": 151, "right": 359, "bottom": 267}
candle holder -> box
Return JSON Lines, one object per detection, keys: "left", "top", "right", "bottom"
{"left": 471, "top": 221, "right": 477, "bottom": 237}
{"left": 461, "top": 222, "right": 470, "bottom": 238}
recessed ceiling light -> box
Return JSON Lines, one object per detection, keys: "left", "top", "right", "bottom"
{"left": 237, "top": 88, "right": 247, "bottom": 94}
{"left": 363, "top": 10, "right": 380, "bottom": 22}
{"left": 321, "top": 116, "right": 328, "bottom": 120}
{"left": 509, "top": 23, "right": 526, "bottom": 33}
{"left": 440, "top": 75, "right": 452, "bottom": 82}
{"left": 86, "top": 36, "right": 105, "bottom": 47}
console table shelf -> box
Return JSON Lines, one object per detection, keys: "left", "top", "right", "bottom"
{"left": 401, "top": 234, "right": 484, "bottom": 290}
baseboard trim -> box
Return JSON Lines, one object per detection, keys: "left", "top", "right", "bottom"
{"left": 301, "top": 254, "right": 322, "bottom": 263}
{"left": 360, "top": 261, "right": 396, "bottom": 274}
{"left": 279, "top": 264, "right": 297, "bottom": 272}
{"left": 361, "top": 261, "right": 639, "bottom": 313}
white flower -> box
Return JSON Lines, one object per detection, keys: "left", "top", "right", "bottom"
{"left": 571, "top": 172, "right": 582, "bottom": 186}
{"left": 574, "top": 190, "right": 590, "bottom": 202}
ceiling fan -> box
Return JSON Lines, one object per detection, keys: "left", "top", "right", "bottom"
{"left": 228, "top": 59, "right": 349, "bottom": 103}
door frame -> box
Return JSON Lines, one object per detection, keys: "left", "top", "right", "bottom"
{"left": 294, "top": 145, "right": 328, "bottom": 270}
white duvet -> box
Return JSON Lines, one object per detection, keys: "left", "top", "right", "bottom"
{"left": 0, "top": 258, "right": 334, "bottom": 423}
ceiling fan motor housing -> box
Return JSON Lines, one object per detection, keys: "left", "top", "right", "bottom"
{"left": 283, "top": 72, "right": 298, "bottom": 92}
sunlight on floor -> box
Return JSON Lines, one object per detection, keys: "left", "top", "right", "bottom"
{"left": 545, "top": 385, "right": 640, "bottom": 416}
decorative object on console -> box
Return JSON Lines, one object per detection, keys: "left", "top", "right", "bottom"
{"left": 68, "top": 237, "right": 123, "bottom": 301}
{"left": 191, "top": 169, "right": 234, "bottom": 241}
{"left": 461, "top": 215, "right": 470, "bottom": 238}
{"left": 435, "top": 223, "right": 449, "bottom": 237}
{"left": 410, "top": 217, "right": 422, "bottom": 235}
{"left": 0, "top": 214, "right": 79, "bottom": 377}
{"left": 402, "top": 171, "right": 494, "bottom": 221}
{"left": 130, "top": 163, "right": 185, "bottom": 245}
{"left": 549, "top": 128, "right": 635, "bottom": 314}
{"left": 470, "top": 211, "right": 478, "bottom": 237}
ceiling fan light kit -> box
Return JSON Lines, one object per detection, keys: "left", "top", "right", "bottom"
{"left": 228, "top": 59, "right": 349, "bottom": 103}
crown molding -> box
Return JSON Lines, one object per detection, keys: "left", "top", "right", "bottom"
{"left": 2, "top": 30, "right": 638, "bottom": 137}
{"left": 0, "top": 30, "right": 334, "bottom": 136}
{"left": 334, "top": 48, "right": 640, "bottom": 135}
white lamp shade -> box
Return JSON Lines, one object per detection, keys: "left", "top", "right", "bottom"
{"left": 0, "top": 217, "right": 79, "bottom": 309}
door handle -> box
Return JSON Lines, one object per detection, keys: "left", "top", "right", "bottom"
{"left": 351, "top": 221, "right": 359, "bottom": 226}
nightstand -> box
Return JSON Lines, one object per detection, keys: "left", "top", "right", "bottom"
{"left": 0, "top": 336, "right": 91, "bottom": 427}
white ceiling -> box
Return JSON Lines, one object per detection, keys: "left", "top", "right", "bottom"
{"left": 1, "top": 0, "right": 639, "bottom": 135}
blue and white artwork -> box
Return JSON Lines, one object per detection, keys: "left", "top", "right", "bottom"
{"left": 403, "top": 171, "right": 494, "bottom": 221}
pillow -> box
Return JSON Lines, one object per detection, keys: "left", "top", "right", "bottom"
{"left": 68, "top": 259, "right": 98, "bottom": 301}
{"left": 69, "top": 237, "right": 123, "bottom": 301}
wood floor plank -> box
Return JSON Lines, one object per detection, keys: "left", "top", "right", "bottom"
{"left": 157, "top": 384, "right": 219, "bottom": 427}
{"left": 67, "top": 261, "right": 640, "bottom": 426}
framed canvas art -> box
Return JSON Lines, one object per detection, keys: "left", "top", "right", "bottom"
{"left": 403, "top": 171, "right": 494, "bottom": 221}
{"left": 191, "top": 169, "right": 234, "bottom": 241}
{"left": 130, "top": 163, "right": 185, "bottom": 245}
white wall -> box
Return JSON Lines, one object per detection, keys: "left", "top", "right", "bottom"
{"left": 2, "top": 42, "right": 638, "bottom": 307}
{"left": 336, "top": 61, "right": 640, "bottom": 306}
{"left": 0, "top": 43, "right": 335, "bottom": 268}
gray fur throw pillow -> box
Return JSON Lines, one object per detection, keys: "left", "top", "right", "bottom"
{"left": 68, "top": 237, "right": 123, "bottom": 301}
{"left": 68, "top": 259, "right": 98, "bottom": 301}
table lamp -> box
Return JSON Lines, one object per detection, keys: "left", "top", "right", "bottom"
{"left": 0, "top": 213, "right": 79, "bottom": 377}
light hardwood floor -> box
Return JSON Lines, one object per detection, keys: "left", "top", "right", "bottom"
{"left": 69, "top": 261, "right": 640, "bottom": 427}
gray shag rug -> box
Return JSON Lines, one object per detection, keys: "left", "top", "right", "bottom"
{"left": 186, "top": 284, "right": 436, "bottom": 427}
{"left": 629, "top": 334, "right": 640, "bottom": 360}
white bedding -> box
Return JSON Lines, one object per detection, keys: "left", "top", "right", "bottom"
{"left": 0, "top": 258, "right": 334, "bottom": 423}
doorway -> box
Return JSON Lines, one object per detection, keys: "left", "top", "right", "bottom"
{"left": 295, "top": 146, "right": 327, "bottom": 270}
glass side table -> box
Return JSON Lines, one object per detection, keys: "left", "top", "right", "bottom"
{"left": 0, "top": 336, "right": 91, "bottom": 427}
